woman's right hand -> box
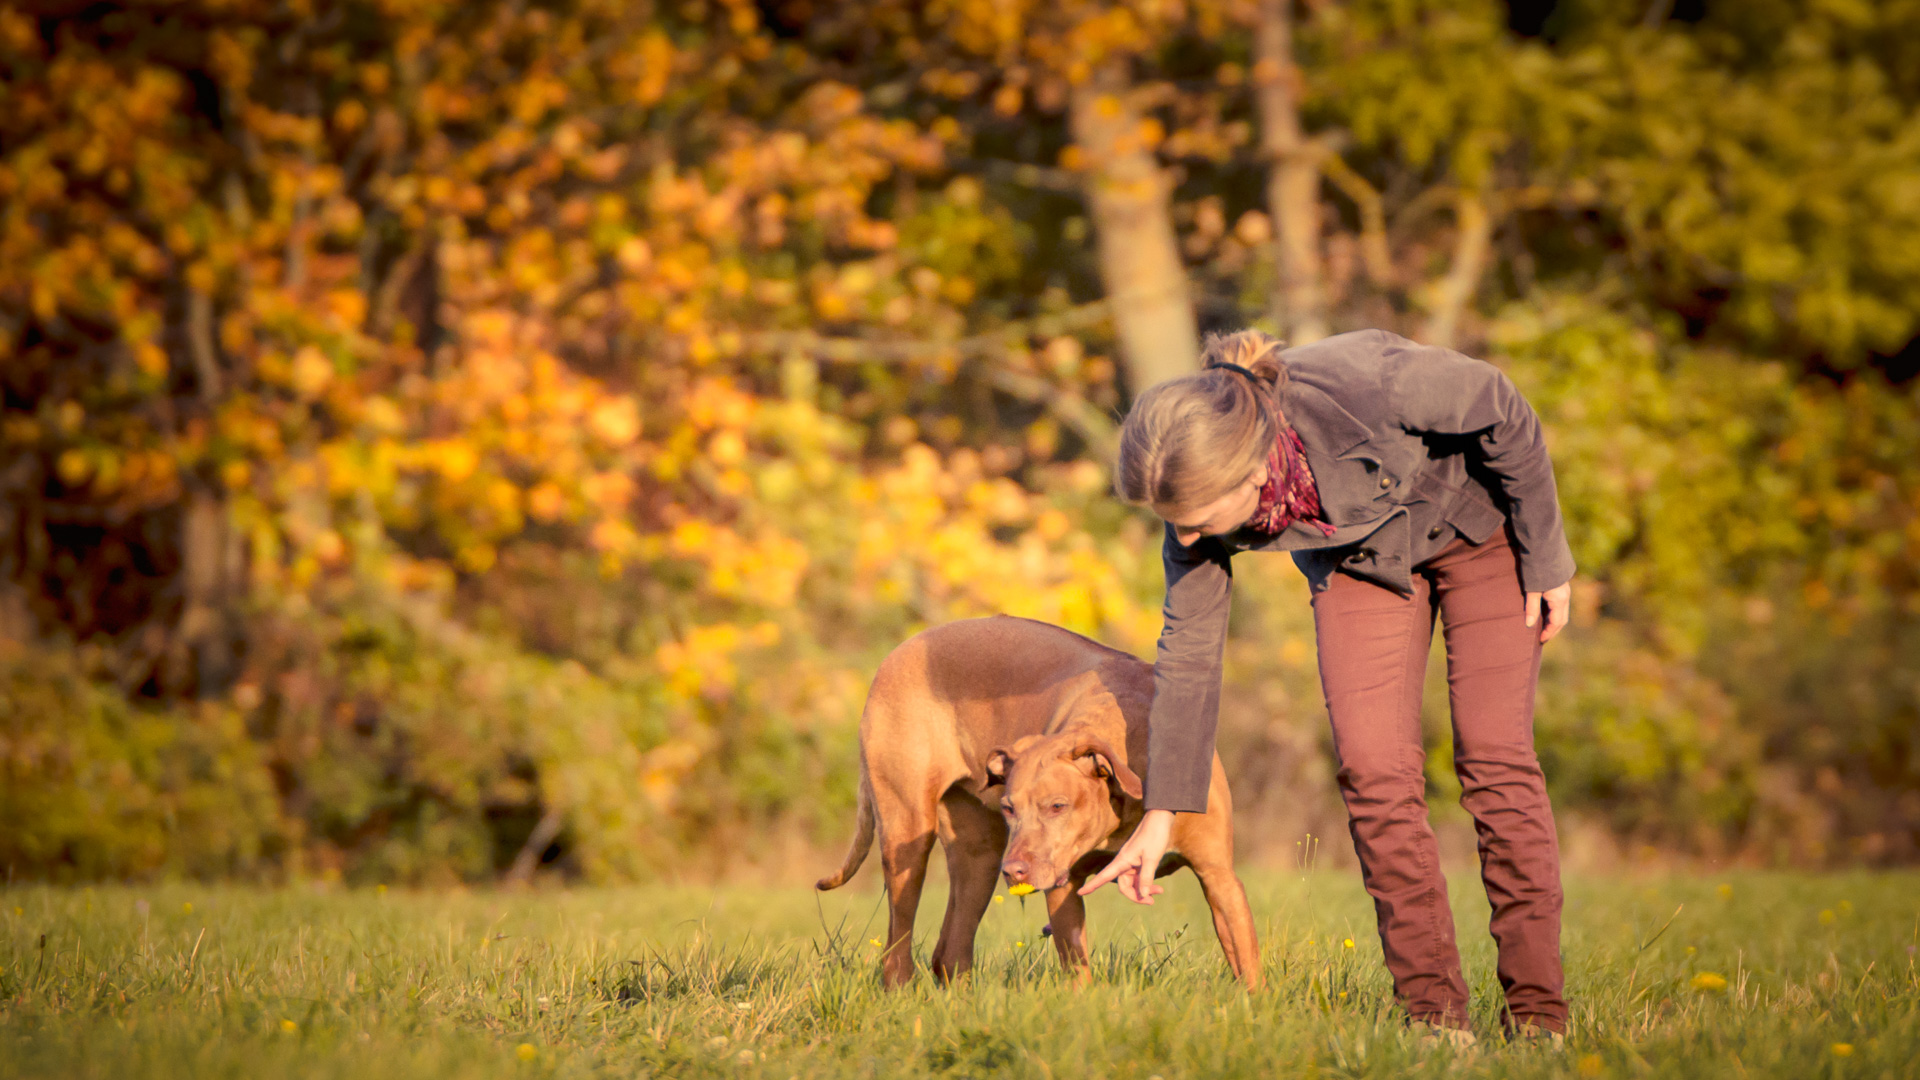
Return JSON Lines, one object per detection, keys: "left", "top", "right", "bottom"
{"left": 1079, "top": 808, "right": 1175, "bottom": 904}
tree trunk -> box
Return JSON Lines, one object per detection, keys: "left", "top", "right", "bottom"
{"left": 168, "top": 286, "right": 239, "bottom": 697}
{"left": 169, "top": 485, "right": 234, "bottom": 696}
{"left": 1254, "top": 0, "right": 1329, "bottom": 345}
{"left": 1421, "top": 189, "right": 1492, "bottom": 349}
{"left": 1068, "top": 61, "right": 1198, "bottom": 391}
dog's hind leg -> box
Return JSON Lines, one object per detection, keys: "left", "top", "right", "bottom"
{"left": 874, "top": 784, "right": 937, "bottom": 989}
{"left": 871, "top": 757, "right": 944, "bottom": 983}
{"left": 929, "top": 789, "right": 1006, "bottom": 985}
{"left": 1189, "top": 856, "right": 1263, "bottom": 991}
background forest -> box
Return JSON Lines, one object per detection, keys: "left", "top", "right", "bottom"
{"left": 2, "top": 0, "right": 1917, "bottom": 885}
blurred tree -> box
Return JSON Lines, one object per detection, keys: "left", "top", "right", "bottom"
{"left": 0, "top": 0, "right": 1916, "bottom": 878}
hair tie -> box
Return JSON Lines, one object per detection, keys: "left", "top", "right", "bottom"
{"left": 1210, "top": 362, "right": 1261, "bottom": 384}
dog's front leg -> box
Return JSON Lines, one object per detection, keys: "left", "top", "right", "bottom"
{"left": 1044, "top": 884, "right": 1092, "bottom": 987}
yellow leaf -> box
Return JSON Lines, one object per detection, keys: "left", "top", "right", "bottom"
{"left": 290, "top": 346, "right": 333, "bottom": 399}
{"left": 133, "top": 341, "right": 168, "bottom": 378}
{"left": 527, "top": 481, "right": 566, "bottom": 523}
{"left": 589, "top": 397, "right": 641, "bottom": 446}
{"left": 709, "top": 430, "right": 747, "bottom": 466}
{"left": 324, "top": 289, "right": 367, "bottom": 327}
{"left": 56, "top": 449, "right": 92, "bottom": 487}
{"left": 313, "top": 530, "right": 346, "bottom": 566}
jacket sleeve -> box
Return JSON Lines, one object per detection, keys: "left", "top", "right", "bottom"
{"left": 1144, "top": 523, "right": 1234, "bottom": 813}
{"left": 1381, "top": 337, "right": 1576, "bottom": 592}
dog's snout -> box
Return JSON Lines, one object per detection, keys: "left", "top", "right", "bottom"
{"left": 1001, "top": 858, "right": 1032, "bottom": 885}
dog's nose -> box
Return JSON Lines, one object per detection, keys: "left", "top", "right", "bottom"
{"left": 1001, "top": 859, "right": 1031, "bottom": 885}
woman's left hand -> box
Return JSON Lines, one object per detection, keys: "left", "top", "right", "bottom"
{"left": 1526, "top": 582, "right": 1572, "bottom": 643}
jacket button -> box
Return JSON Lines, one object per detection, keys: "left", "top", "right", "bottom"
{"left": 1428, "top": 526, "right": 1444, "bottom": 540}
{"left": 1379, "top": 476, "right": 1392, "bottom": 489}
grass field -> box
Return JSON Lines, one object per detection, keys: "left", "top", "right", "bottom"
{"left": 2, "top": 867, "right": 1916, "bottom": 1079}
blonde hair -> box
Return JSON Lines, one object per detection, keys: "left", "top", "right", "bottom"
{"left": 1114, "top": 330, "right": 1289, "bottom": 518}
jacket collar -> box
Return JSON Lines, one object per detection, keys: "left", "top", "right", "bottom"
{"left": 1281, "top": 380, "right": 1374, "bottom": 462}
{"left": 1218, "top": 376, "right": 1387, "bottom": 553}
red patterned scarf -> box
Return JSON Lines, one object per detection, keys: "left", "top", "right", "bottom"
{"left": 1245, "top": 426, "right": 1335, "bottom": 536}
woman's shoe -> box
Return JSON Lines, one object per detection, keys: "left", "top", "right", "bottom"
{"left": 1508, "top": 1022, "right": 1566, "bottom": 1050}
{"left": 1410, "top": 1019, "right": 1480, "bottom": 1052}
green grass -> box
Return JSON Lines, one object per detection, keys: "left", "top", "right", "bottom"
{"left": 2, "top": 868, "right": 1915, "bottom": 1078}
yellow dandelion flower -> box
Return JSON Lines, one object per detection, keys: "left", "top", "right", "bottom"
{"left": 182, "top": 902, "right": 193, "bottom": 914}
{"left": 1831, "top": 1043, "right": 1853, "bottom": 1057}
{"left": 1008, "top": 883, "right": 1036, "bottom": 897}
{"left": 1576, "top": 1053, "right": 1605, "bottom": 1078}
{"left": 1819, "top": 909, "right": 1836, "bottom": 926}
{"left": 1715, "top": 883, "right": 1733, "bottom": 900}
{"left": 1690, "top": 972, "right": 1728, "bottom": 993}
{"left": 1342, "top": 938, "right": 1355, "bottom": 950}
{"left": 516, "top": 1044, "right": 537, "bottom": 1062}
{"left": 1685, "top": 946, "right": 1697, "bottom": 955}
{"left": 869, "top": 938, "right": 883, "bottom": 948}
{"left": 281, "top": 1019, "right": 298, "bottom": 1033}
{"left": 1337, "top": 990, "right": 1348, "bottom": 1000}
{"left": 1014, "top": 941, "right": 1026, "bottom": 949}
{"left": 992, "top": 895, "right": 1005, "bottom": 904}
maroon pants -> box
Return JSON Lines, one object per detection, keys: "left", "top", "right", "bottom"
{"left": 1311, "top": 528, "right": 1567, "bottom": 1034}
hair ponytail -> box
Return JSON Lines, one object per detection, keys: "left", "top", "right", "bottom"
{"left": 1114, "top": 330, "right": 1290, "bottom": 518}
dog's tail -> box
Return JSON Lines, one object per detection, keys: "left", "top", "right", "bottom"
{"left": 815, "top": 764, "right": 874, "bottom": 891}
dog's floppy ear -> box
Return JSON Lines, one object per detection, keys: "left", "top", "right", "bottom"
{"left": 1070, "top": 738, "right": 1144, "bottom": 801}
{"left": 984, "top": 747, "right": 1015, "bottom": 788}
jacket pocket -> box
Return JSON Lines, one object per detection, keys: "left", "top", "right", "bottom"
{"left": 1411, "top": 471, "right": 1505, "bottom": 543}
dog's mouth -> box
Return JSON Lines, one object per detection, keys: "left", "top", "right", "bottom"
{"left": 1002, "top": 874, "right": 1073, "bottom": 893}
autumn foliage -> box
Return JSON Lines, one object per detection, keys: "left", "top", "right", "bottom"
{"left": 2, "top": 0, "right": 1917, "bottom": 881}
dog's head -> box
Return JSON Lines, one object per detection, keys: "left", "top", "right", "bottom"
{"left": 984, "top": 733, "right": 1143, "bottom": 892}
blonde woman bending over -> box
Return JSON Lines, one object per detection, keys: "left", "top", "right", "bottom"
{"left": 1081, "top": 329, "right": 1574, "bottom": 1048}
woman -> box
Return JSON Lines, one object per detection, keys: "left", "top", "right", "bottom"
{"left": 1080, "top": 328, "right": 1573, "bottom": 1047}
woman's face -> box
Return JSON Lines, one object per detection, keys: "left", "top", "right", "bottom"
{"left": 1159, "top": 463, "right": 1268, "bottom": 547}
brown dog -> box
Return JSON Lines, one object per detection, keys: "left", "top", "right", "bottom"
{"left": 817, "top": 615, "right": 1261, "bottom": 989}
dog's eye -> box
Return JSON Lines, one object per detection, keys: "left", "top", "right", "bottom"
{"left": 1000, "top": 802, "right": 1014, "bottom": 815}
{"left": 1047, "top": 800, "right": 1068, "bottom": 813}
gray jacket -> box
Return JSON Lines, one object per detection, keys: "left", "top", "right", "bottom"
{"left": 1145, "top": 329, "right": 1576, "bottom": 813}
